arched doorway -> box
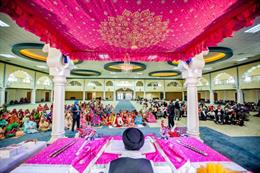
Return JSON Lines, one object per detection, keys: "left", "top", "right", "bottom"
{"left": 116, "top": 88, "right": 133, "bottom": 100}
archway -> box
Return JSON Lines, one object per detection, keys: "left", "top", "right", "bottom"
{"left": 116, "top": 88, "right": 133, "bottom": 100}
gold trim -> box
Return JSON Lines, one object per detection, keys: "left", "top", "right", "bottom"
{"left": 204, "top": 52, "right": 225, "bottom": 63}
{"left": 20, "top": 49, "right": 46, "bottom": 61}
{"left": 151, "top": 72, "right": 178, "bottom": 77}
{"left": 171, "top": 52, "right": 226, "bottom": 65}
{"left": 20, "top": 49, "right": 79, "bottom": 63}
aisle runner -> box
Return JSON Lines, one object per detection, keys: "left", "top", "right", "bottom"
{"left": 114, "top": 100, "right": 136, "bottom": 113}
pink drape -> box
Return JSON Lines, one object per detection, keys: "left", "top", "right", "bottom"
{"left": 1, "top": 0, "right": 259, "bottom": 61}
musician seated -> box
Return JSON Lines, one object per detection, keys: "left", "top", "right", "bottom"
{"left": 108, "top": 128, "right": 154, "bottom": 173}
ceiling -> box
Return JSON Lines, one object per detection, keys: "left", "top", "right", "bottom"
{"left": 0, "top": 13, "right": 259, "bottom": 79}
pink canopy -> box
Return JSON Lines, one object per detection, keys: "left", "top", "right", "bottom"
{"left": 1, "top": 0, "right": 259, "bottom": 61}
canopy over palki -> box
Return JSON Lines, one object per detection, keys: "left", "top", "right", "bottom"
{"left": 1, "top": 0, "right": 259, "bottom": 62}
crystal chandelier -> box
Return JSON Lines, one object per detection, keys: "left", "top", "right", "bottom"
{"left": 121, "top": 53, "right": 132, "bottom": 73}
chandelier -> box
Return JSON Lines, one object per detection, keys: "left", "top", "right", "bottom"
{"left": 99, "top": 9, "right": 171, "bottom": 49}
{"left": 121, "top": 53, "right": 132, "bottom": 73}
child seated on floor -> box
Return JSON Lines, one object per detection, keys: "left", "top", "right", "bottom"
{"left": 134, "top": 112, "right": 143, "bottom": 125}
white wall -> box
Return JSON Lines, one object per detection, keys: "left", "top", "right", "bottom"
{"left": 6, "top": 88, "right": 31, "bottom": 103}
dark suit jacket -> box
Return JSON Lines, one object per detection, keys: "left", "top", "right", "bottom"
{"left": 167, "top": 104, "right": 175, "bottom": 117}
{"left": 109, "top": 157, "right": 154, "bottom": 173}
{"left": 71, "top": 104, "right": 80, "bottom": 119}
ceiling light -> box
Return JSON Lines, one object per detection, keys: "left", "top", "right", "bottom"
{"left": 99, "top": 54, "right": 109, "bottom": 59}
{"left": 236, "top": 58, "right": 248, "bottom": 62}
{"left": 110, "top": 72, "right": 116, "bottom": 74}
{"left": 172, "top": 67, "right": 178, "bottom": 70}
{"left": 0, "top": 20, "right": 9, "bottom": 27}
{"left": 0, "top": 54, "right": 15, "bottom": 58}
{"left": 204, "top": 67, "right": 212, "bottom": 70}
{"left": 244, "top": 24, "right": 260, "bottom": 33}
{"left": 36, "top": 65, "right": 48, "bottom": 69}
{"left": 148, "top": 55, "right": 157, "bottom": 60}
{"left": 137, "top": 72, "right": 143, "bottom": 75}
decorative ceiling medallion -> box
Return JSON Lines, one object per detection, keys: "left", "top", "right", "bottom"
{"left": 71, "top": 69, "right": 101, "bottom": 76}
{"left": 149, "top": 70, "right": 180, "bottom": 77}
{"left": 104, "top": 61, "right": 146, "bottom": 72}
{"left": 12, "top": 43, "right": 83, "bottom": 64}
{"left": 99, "top": 9, "right": 171, "bottom": 49}
{"left": 168, "top": 47, "right": 233, "bottom": 66}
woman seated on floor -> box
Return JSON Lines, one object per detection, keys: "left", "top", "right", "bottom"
{"left": 0, "top": 114, "right": 8, "bottom": 139}
{"left": 115, "top": 113, "right": 124, "bottom": 127}
{"left": 107, "top": 112, "right": 116, "bottom": 126}
{"left": 23, "top": 114, "right": 38, "bottom": 134}
{"left": 145, "top": 109, "right": 157, "bottom": 123}
{"left": 65, "top": 110, "right": 73, "bottom": 130}
{"left": 38, "top": 115, "right": 51, "bottom": 132}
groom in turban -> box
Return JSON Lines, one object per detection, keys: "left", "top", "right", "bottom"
{"left": 108, "top": 128, "right": 154, "bottom": 173}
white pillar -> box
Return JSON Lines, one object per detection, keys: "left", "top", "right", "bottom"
{"left": 31, "top": 89, "right": 36, "bottom": 104}
{"left": 237, "top": 89, "right": 244, "bottom": 104}
{"left": 50, "top": 90, "right": 54, "bottom": 102}
{"left": 83, "top": 80, "right": 86, "bottom": 102}
{"left": 0, "top": 87, "right": 5, "bottom": 106}
{"left": 210, "top": 90, "right": 214, "bottom": 105}
{"left": 113, "top": 91, "right": 116, "bottom": 101}
{"left": 182, "top": 91, "right": 185, "bottom": 101}
{"left": 163, "top": 92, "right": 166, "bottom": 100}
{"left": 43, "top": 44, "right": 74, "bottom": 143}
{"left": 103, "top": 91, "right": 106, "bottom": 100}
{"left": 178, "top": 51, "right": 207, "bottom": 139}
{"left": 186, "top": 77, "right": 200, "bottom": 137}
{"left": 52, "top": 76, "right": 67, "bottom": 139}
{"left": 83, "top": 91, "right": 86, "bottom": 102}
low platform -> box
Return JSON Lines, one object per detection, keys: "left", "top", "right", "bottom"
{"left": 11, "top": 137, "right": 247, "bottom": 173}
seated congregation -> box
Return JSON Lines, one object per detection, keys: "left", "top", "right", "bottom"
{"left": 0, "top": 99, "right": 159, "bottom": 140}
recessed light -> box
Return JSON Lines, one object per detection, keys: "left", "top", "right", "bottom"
{"left": 172, "top": 67, "right": 178, "bottom": 70}
{"left": 236, "top": 58, "right": 248, "bottom": 62}
{"left": 99, "top": 54, "right": 109, "bottom": 59}
{"left": 0, "top": 20, "right": 9, "bottom": 27}
{"left": 0, "top": 54, "right": 15, "bottom": 58}
{"left": 148, "top": 55, "right": 157, "bottom": 60}
{"left": 36, "top": 65, "right": 48, "bottom": 69}
{"left": 204, "top": 67, "right": 212, "bottom": 70}
{"left": 137, "top": 72, "right": 143, "bottom": 75}
{"left": 110, "top": 72, "right": 116, "bottom": 74}
{"left": 245, "top": 24, "right": 260, "bottom": 33}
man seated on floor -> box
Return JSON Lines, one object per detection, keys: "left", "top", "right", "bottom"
{"left": 108, "top": 128, "right": 154, "bottom": 173}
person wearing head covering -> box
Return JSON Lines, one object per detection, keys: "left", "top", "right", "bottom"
{"left": 38, "top": 115, "right": 51, "bottom": 132}
{"left": 108, "top": 128, "right": 154, "bottom": 173}
{"left": 174, "top": 98, "right": 181, "bottom": 121}
{"left": 71, "top": 100, "right": 81, "bottom": 131}
{"left": 23, "top": 114, "right": 38, "bottom": 134}
{"left": 167, "top": 100, "right": 175, "bottom": 128}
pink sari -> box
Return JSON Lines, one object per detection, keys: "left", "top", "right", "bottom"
{"left": 146, "top": 112, "right": 157, "bottom": 123}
